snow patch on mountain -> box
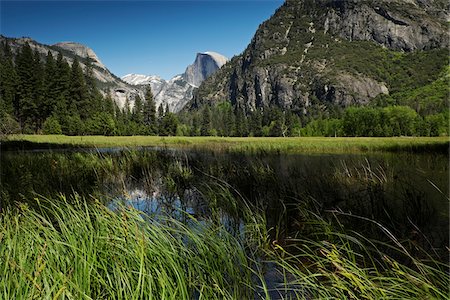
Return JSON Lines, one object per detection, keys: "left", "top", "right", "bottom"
{"left": 122, "top": 51, "right": 228, "bottom": 112}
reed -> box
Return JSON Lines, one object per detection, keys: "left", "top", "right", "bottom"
{"left": 1, "top": 195, "right": 448, "bottom": 299}
{"left": 0, "top": 197, "right": 254, "bottom": 299}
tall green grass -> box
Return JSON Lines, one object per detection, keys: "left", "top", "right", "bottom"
{"left": 1, "top": 196, "right": 448, "bottom": 299}
{"left": 0, "top": 197, "right": 255, "bottom": 299}
{"left": 268, "top": 205, "right": 449, "bottom": 299}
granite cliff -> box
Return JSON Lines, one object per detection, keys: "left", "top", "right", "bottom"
{"left": 192, "top": 0, "right": 448, "bottom": 114}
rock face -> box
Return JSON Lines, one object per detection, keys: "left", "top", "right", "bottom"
{"left": 122, "top": 74, "right": 196, "bottom": 113}
{"left": 182, "top": 52, "right": 228, "bottom": 87}
{"left": 192, "top": 0, "right": 448, "bottom": 113}
{"left": 0, "top": 36, "right": 143, "bottom": 109}
{"left": 122, "top": 52, "right": 228, "bottom": 112}
{"left": 53, "top": 42, "right": 104, "bottom": 67}
{"left": 323, "top": 0, "right": 448, "bottom": 51}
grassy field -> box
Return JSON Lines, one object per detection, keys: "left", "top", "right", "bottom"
{"left": 3, "top": 135, "right": 450, "bottom": 153}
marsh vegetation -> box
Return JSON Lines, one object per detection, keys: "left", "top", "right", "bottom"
{"left": 0, "top": 146, "right": 448, "bottom": 299}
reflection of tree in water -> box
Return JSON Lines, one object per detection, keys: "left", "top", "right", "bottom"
{"left": 1, "top": 149, "right": 448, "bottom": 258}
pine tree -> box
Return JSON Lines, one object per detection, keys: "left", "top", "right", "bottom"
{"left": 103, "top": 95, "right": 115, "bottom": 116}
{"left": 200, "top": 106, "right": 212, "bottom": 136}
{"left": 157, "top": 103, "right": 165, "bottom": 135}
{"left": 54, "top": 52, "right": 71, "bottom": 119}
{"left": 191, "top": 114, "right": 200, "bottom": 136}
{"left": 69, "top": 57, "right": 89, "bottom": 118}
{"left": 250, "top": 109, "right": 263, "bottom": 137}
{"left": 0, "top": 40, "right": 17, "bottom": 116}
{"left": 234, "top": 105, "right": 248, "bottom": 137}
{"left": 132, "top": 94, "right": 144, "bottom": 124}
{"left": 269, "top": 108, "right": 284, "bottom": 137}
{"left": 43, "top": 51, "right": 58, "bottom": 119}
{"left": 223, "top": 106, "right": 234, "bottom": 136}
{"left": 84, "top": 55, "right": 102, "bottom": 115}
{"left": 15, "top": 43, "right": 36, "bottom": 130}
{"left": 143, "top": 86, "right": 156, "bottom": 134}
{"left": 161, "top": 112, "right": 178, "bottom": 136}
{"left": 31, "top": 49, "right": 45, "bottom": 130}
{"left": 84, "top": 56, "right": 96, "bottom": 94}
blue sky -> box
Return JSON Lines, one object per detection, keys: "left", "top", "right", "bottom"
{"left": 1, "top": 1, "right": 283, "bottom": 79}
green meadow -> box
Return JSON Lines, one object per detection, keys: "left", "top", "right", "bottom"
{"left": 4, "top": 135, "right": 449, "bottom": 153}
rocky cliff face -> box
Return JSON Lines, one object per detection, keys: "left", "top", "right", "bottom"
{"left": 183, "top": 52, "right": 228, "bottom": 87}
{"left": 192, "top": 0, "right": 448, "bottom": 114}
{"left": 0, "top": 36, "right": 143, "bottom": 109}
{"left": 122, "top": 52, "right": 227, "bottom": 112}
{"left": 322, "top": 0, "right": 448, "bottom": 51}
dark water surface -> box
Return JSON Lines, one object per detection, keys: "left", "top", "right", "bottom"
{"left": 1, "top": 148, "right": 448, "bottom": 257}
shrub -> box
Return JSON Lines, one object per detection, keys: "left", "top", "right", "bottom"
{"left": 42, "top": 116, "right": 62, "bottom": 135}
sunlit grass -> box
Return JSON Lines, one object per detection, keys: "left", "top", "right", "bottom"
{"left": 1, "top": 196, "right": 448, "bottom": 299}
{"left": 268, "top": 206, "right": 450, "bottom": 299}
{"left": 4, "top": 135, "right": 450, "bottom": 153}
{"left": 0, "top": 197, "right": 255, "bottom": 299}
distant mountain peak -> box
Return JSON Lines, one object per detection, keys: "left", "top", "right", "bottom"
{"left": 53, "top": 41, "right": 104, "bottom": 67}
{"left": 121, "top": 51, "right": 228, "bottom": 112}
{"left": 183, "top": 52, "right": 228, "bottom": 87}
{"left": 200, "top": 51, "right": 228, "bottom": 67}
{"left": 121, "top": 74, "right": 164, "bottom": 86}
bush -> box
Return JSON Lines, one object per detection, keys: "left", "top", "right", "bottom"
{"left": 42, "top": 116, "right": 62, "bottom": 135}
{"left": 0, "top": 113, "right": 20, "bottom": 137}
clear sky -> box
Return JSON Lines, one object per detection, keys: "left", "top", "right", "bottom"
{"left": 1, "top": 0, "right": 283, "bottom": 79}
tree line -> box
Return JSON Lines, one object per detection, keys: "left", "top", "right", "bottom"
{"left": 1, "top": 41, "right": 447, "bottom": 137}
{"left": 178, "top": 103, "right": 448, "bottom": 137}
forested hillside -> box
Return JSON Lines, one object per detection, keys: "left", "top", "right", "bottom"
{"left": 0, "top": 42, "right": 178, "bottom": 136}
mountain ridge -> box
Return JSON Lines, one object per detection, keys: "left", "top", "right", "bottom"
{"left": 0, "top": 35, "right": 144, "bottom": 109}
{"left": 122, "top": 51, "right": 228, "bottom": 112}
{"left": 191, "top": 0, "right": 448, "bottom": 114}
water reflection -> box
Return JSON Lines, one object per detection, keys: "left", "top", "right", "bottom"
{"left": 1, "top": 148, "right": 448, "bottom": 258}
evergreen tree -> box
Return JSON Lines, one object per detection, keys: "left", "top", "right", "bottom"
{"left": 42, "top": 116, "right": 62, "bottom": 134}
{"left": 54, "top": 52, "right": 71, "bottom": 120}
{"left": 15, "top": 43, "right": 36, "bottom": 130}
{"left": 69, "top": 57, "right": 89, "bottom": 118}
{"left": 161, "top": 112, "right": 178, "bottom": 136}
{"left": 223, "top": 106, "right": 234, "bottom": 136}
{"left": 157, "top": 102, "right": 164, "bottom": 118}
{"left": 84, "top": 56, "right": 96, "bottom": 94}
{"left": 269, "top": 109, "right": 284, "bottom": 137}
{"left": 191, "top": 114, "right": 200, "bottom": 136}
{"left": 103, "top": 95, "right": 115, "bottom": 116}
{"left": 31, "top": 49, "right": 46, "bottom": 130}
{"left": 234, "top": 105, "right": 248, "bottom": 137}
{"left": 84, "top": 56, "right": 102, "bottom": 115}
{"left": 43, "top": 51, "right": 58, "bottom": 120}
{"left": 249, "top": 109, "right": 263, "bottom": 137}
{"left": 0, "top": 41, "right": 17, "bottom": 116}
{"left": 165, "top": 103, "right": 170, "bottom": 115}
{"left": 132, "top": 95, "right": 144, "bottom": 124}
{"left": 200, "top": 106, "right": 212, "bottom": 136}
{"left": 143, "top": 86, "right": 156, "bottom": 134}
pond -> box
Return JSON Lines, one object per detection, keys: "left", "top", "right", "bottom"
{"left": 1, "top": 147, "right": 448, "bottom": 257}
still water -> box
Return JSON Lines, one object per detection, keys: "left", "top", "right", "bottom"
{"left": 1, "top": 148, "right": 448, "bottom": 256}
